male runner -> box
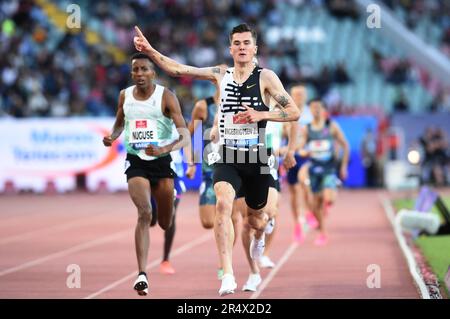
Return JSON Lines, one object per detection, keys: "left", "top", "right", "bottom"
{"left": 150, "top": 142, "right": 187, "bottom": 275}
{"left": 285, "top": 85, "right": 315, "bottom": 242}
{"left": 186, "top": 89, "right": 243, "bottom": 280}
{"left": 240, "top": 99, "right": 297, "bottom": 292}
{"left": 134, "top": 23, "right": 300, "bottom": 296}
{"left": 103, "top": 53, "right": 188, "bottom": 295}
{"left": 297, "top": 98, "right": 349, "bottom": 246}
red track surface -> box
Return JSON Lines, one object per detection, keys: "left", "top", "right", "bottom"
{"left": 0, "top": 189, "right": 418, "bottom": 299}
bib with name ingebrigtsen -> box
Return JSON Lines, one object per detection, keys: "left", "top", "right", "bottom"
{"left": 223, "top": 113, "right": 259, "bottom": 148}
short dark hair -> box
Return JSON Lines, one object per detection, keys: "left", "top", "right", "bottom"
{"left": 229, "top": 23, "right": 257, "bottom": 44}
{"left": 309, "top": 97, "right": 326, "bottom": 108}
{"left": 131, "top": 53, "right": 154, "bottom": 67}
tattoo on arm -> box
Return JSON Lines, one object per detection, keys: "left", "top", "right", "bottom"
{"left": 212, "top": 67, "right": 220, "bottom": 74}
{"left": 160, "top": 56, "right": 164, "bottom": 62}
{"left": 278, "top": 109, "right": 288, "bottom": 119}
{"left": 275, "top": 95, "right": 289, "bottom": 108}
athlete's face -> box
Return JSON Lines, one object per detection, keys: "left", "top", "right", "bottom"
{"left": 229, "top": 32, "right": 257, "bottom": 64}
{"left": 131, "top": 58, "right": 155, "bottom": 89}
{"left": 310, "top": 101, "right": 325, "bottom": 120}
{"left": 290, "top": 86, "right": 307, "bottom": 107}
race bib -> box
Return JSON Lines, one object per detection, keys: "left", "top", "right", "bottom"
{"left": 309, "top": 139, "right": 331, "bottom": 152}
{"left": 129, "top": 119, "right": 158, "bottom": 150}
{"left": 208, "top": 151, "right": 221, "bottom": 165}
{"left": 223, "top": 114, "right": 258, "bottom": 148}
{"left": 308, "top": 139, "right": 332, "bottom": 161}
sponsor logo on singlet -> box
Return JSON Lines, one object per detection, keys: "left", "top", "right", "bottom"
{"left": 129, "top": 119, "right": 158, "bottom": 150}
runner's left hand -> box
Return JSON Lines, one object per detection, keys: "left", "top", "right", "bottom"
{"left": 235, "top": 104, "right": 264, "bottom": 123}
{"left": 283, "top": 151, "right": 296, "bottom": 169}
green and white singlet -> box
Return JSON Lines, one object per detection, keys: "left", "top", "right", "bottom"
{"left": 123, "top": 84, "right": 174, "bottom": 161}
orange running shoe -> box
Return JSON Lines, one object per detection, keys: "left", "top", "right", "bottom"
{"left": 293, "top": 223, "right": 305, "bottom": 243}
{"left": 314, "top": 233, "right": 329, "bottom": 246}
{"left": 160, "top": 261, "right": 175, "bottom": 275}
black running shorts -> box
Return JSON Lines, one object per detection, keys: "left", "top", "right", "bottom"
{"left": 236, "top": 173, "right": 279, "bottom": 198}
{"left": 125, "top": 153, "right": 175, "bottom": 185}
{"left": 213, "top": 161, "right": 272, "bottom": 210}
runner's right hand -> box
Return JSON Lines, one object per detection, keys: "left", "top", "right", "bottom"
{"left": 210, "top": 126, "right": 219, "bottom": 143}
{"left": 283, "top": 151, "right": 296, "bottom": 170}
{"left": 134, "top": 26, "right": 152, "bottom": 53}
{"left": 103, "top": 136, "right": 114, "bottom": 147}
{"left": 186, "top": 165, "right": 196, "bottom": 179}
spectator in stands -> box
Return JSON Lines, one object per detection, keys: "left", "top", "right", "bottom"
{"left": 326, "top": 0, "right": 359, "bottom": 20}
{"left": 387, "top": 60, "right": 409, "bottom": 85}
{"left": 0, "top": 0, "right": 443, "bottom": 119}
{"left": 314, "top": 66, "right": 333, "bottom": 97}
{"left": 419, "top": 127, "right": 449, "bottom": 186}
{"left": 334, "top": 62, "right": 351, "bottom": 84}
{"left": 393, "top": 90, "right": 410, "bottom": 112}
{"left": 428, "top": 89, "right": 450, "bottom": 112}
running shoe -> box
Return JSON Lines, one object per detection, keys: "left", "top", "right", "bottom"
{"left": 314, "top": 233, "right": 329, "bottom": 246}
{"left": 293, "top": 223, "right": 305, "bottom": 243}
{"left": 264, "top": 217, "right": 275, "bottom": 234}
{"left": 159, "top": 261, "right": 175, "bottom": 275}
{"left": 242, "top": 273, "right": 262, "bottom": 292}
{"left": 219, "top": 274, "right": 237, "bottom": 296}
{"left": 133, "top": 273, "right": 149, "bottom": 296}
{"left": 306, "top": 211, "right": 319, "bottom": 229}
{"left": 250, "top": 233, "right": 265, "bottom": 260}
{"left": 259, "top": 255, "right": 275, "bottom": 268}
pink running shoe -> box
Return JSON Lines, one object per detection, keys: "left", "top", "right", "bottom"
{"left": 160, "top": 261, "right": 175, "bottom": 275}
{"left": 306, "top": 211, "right": 319, "bottom": 229}
{"left": 293, "top": 223, "right": 305, "bottom": 243}
{"left": 314, "top": 233, "right": 328, "bottom": 246}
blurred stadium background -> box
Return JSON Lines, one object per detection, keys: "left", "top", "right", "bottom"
{"left": 0, "top": 0, "right": 449, "bottom": 298}
{"left": 0, "top": 0, "right": 449, "bottom": 193}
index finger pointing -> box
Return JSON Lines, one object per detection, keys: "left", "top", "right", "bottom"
{"left": 134, "top": 26, "right": 144, "bottom": 37}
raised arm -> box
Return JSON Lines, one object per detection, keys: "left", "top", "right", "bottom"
{"left": 134, "top": 26, "right": 225, "bottom": 82}
{"left": 103, "top": 90, "right": 125, "bottom": 146}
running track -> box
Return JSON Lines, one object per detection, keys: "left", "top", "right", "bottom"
{"left": 0, "top": 189, "right": 418, "bottom": 299}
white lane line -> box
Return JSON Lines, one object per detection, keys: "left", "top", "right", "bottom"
{"left": 250, "top": 242, "right": 298, "bottom": 299}
{"left": 379, "top": 194, "right": 430, "bottom": 299}
{"left": 0, "top": 229, "right": 131, "bottom": 277}
{"left": 84, "top": 232, "right": 213, "bottom": 299}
